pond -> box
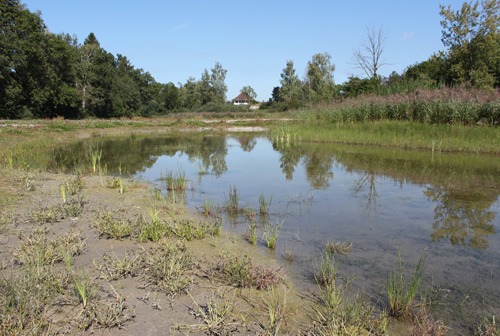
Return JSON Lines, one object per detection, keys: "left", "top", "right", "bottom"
{"left": 53, "top": 133, "right": 500, "bottom": 333}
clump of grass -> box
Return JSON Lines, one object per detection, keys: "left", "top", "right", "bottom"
{"left": 87, "top": 292, "right": 134, "bottom": 330}
{"left": 89, "top": 143, "right": 102, "bottom": 174}
{"left": 92, "top": 210, "right": 137, "bottom": 240}
{"left": 476, "top": 315, "right": 499, "bottom": 336}
{"left": 61, "top": 247, "right": 97, "bottom": 308}
{"left": 0, "top": 270, "right": 61, "bottom": 335}
{"left": 62, "top": 175, "right": 85, "bottom": 195}
{"left": 107, "top": 176, "right": 126, "bottom": 194}
{"left": 246, "top": 221, "right": 258, "bottom": 245}
{"left": 224, "top": 185, "right": 240, "bottom": 214}
{"left": 314, "top": 250, "right": 338, "bottom": 286}
{"left": 256, "top": 287, "right": 294, "bottom": 336}
{"left": 210, "top": 217, "right": 223, "bottom": 237}
{"left": 201, "top": 199, "right": 220, "bottom": 218}
{"left": 310, "top": 278, "right": 385, "bottom": 335}
{"left": 94, "top": 250, "right": 141, "bottom": 281}
{"left": 263, "top": 218, "right": 284, "bottom": 249}
{"left": 259, "top": 193, "right": 272, "bottom": 215}
{"left": 141, "top": 240, "right": 195, "bottom": 295}
{"left": 12, "top": 228, "right": 86, "bottom": 267}
{"left": 28, "top": 204, "right": 63, "bottom": 224}
{"left": 61, "top": 196, "right": 86, "bottom": 217}
{"left": 244, "top": 205, "right": 257, "bottom": 219}
{"left": 326, "top": 239, "right": 352, "bottom": 254}
{"left": 387, "top": 250, "right": 425, "bottom": 319}
{"left": 206, "top": 251, "right": 283, "bottom": 290}
{"left": 162, "top": 168, "right": 187, "bottom": 191}
{"left": 184, "top": 291, "right": 238, "bottom": 335}
{"left": 137, "top": 217, "right": 171, "bottom": 243}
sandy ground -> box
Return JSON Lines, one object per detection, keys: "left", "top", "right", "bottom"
{"left": 0, "top": 169, "right": 315, "bottom": 335}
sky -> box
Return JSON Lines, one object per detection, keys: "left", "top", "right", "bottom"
{"left": 23, "top": 0, "right": 465, "bottom": 101}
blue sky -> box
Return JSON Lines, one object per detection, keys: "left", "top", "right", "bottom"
{"left": 23, "top": 0, "right": 464, "bottom": 101}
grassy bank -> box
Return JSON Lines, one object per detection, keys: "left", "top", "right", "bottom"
{"left": 275, "top": 121, "right": 499, "bottom": 154}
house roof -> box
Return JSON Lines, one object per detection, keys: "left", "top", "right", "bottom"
{"left": 232, "top": 92, "right": 248, "bottom": 101}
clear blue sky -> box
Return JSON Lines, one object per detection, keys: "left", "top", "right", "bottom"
{"left": 23, "top": 0, "right": 465, "bottom": 101}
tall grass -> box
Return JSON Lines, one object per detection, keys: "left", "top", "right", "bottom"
{"left": 299, "top": 86, "right": 500, "bottom": 126}
{"left": 387, "top": 250, "right": 425, "bottom": 319}
{"left": 263, "top": 218, "right": 284, "bottom": 249}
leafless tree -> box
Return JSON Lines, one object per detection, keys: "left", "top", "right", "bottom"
{"left": 351, "top": 25, "right": 388, "bottom": 78}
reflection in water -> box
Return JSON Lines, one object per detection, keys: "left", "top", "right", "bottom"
{"left": 424, "top": 185, "right": 497, "bottom": 249}
{"left": 53, "top": 134, "right": 499, "bottom": 251}
{"left": 351, "top": 172, "right": 379, "bottom": 215}
{"left": 271, "top": 139, "right": 499, "bottom": 249}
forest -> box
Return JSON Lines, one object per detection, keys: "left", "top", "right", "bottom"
{"left": 1, "top": 0, "right": 499, "bottom": 119}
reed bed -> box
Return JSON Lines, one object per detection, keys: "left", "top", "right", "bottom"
{"left": 299, "top": 86, "right": 500, "bottom": 126}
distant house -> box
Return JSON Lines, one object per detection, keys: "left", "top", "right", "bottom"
{"left": 232, "top": 92, "right": 249, "bottom": 105}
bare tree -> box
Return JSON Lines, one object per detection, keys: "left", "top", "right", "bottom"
{"left": 351, "top": 25, "right": 388, "bottom": 78}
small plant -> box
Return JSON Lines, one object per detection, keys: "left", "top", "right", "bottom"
{"left": 256, "top": 287, "right": 293, "bottom": 336}
{"left": 246, "top": 220, "right": 258, "bottom": 245}
{"left": 61, "top": 196, "right": 86, "bottom": 217}
{"left": 201, "top": 199, "right": 220, "bottom": 218}
{"left": 94, "top": 250, "right": 141, "bottom": 281}
{"left": 283, "top": 240, "right": 294, "bottom": 262}
{"left": 61, "top": 247, "right": 97, "bottom": 308}
{"left": 141, "top": 240, "right": 195, "bottom": 294}
{"left": 476, "top": 315, "right": 499, "bottom": 336}
{"left": 60, "top": 184, "right": 67, "bottom": 203}
{"left": 326, "top": 239, "right": 352, "bottom": 254}
{"left": 210, "top": 217, "right": 223, "bottom": 237}
{"left": 13, "top": 228, "right": 86, "bottom": 268}
{"left": 28, "top": 205, "right": 62, "bottom": 224}
{"left": 387, "top": 250, "right": 425, "bottom": 319}
{"left": 259, "top": 193, "right": 272, "bottom": 215}
{"left": 314, "top": 249, "right": 337, "bottom": 286}
{"left": 107, "top": 176, "right": 121, "bottom": 189}
{"left": 162, "top": 168, "right": 187, "bottom": 191}
{"left": 263, "top": 218, "right": 284, "bottom": 249}
{"left": 311, "top": 278, "right": 382, "bottom": 335}
{"left": 408, "top": 306, "right": 448, "bottom": 336}
{"left": 137, "top": 207, "right": 171, "bottom": 242}
{"left": 89, "top": 143, "right": 102, "bottom": 174}
{"left": 186, "top": 292, "right": 238, "bottom": 335}
{"left": 224, "top": 185, "right": 239, "bottom": 214}
{"left": 206, "top": 251, "right": 283, "bottom": 290}
{"left": 118, "top": 177, "right": 124, "bottom": 194}
{"left": 63, "top": 175, "right": 85, "bottom": 195}
{"left": 92, "top": 210, "right": 137, "bottom": 240}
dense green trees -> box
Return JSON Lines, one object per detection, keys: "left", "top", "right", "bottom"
{"left": 403, "top": 0, "right": 500, "bottom": 89}
{"left": 0, "top": 1, "right": 231, "bottom": 119}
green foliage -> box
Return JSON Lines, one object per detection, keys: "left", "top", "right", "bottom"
{"left": 207, "top": 251, "right": 284, "bottom": 290}
{"left": 387, "top": 250, "right": 425, "bottom": 319}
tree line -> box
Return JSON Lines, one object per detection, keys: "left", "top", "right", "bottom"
{"left": 0, "top": 0, "right": 252, "bottom": 119}
{"left": 265, "top": 0, "right": 500, "bottom": 111}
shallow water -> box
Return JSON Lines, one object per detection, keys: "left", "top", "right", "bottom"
{"left": 54, "top": 134, "right": 500, "bottom": 333}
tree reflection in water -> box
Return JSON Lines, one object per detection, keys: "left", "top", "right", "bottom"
{"left": 424, "top": 185, "right": 497, "bottom": 249}
{"left": 351, "top": 172, "right": 379, "bottom": 216}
